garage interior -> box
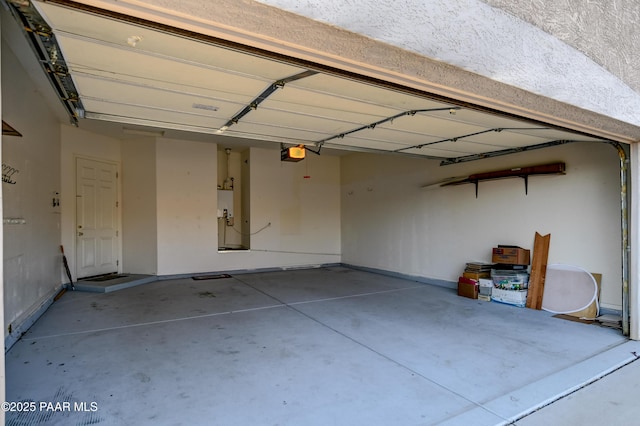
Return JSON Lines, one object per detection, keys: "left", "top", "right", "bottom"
{"left": 3, "top": 0, "right": 640, "bottom": 425}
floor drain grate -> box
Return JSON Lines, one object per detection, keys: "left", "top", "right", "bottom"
{"left": 192, "top": 274, "right": 232, "bottom": 281}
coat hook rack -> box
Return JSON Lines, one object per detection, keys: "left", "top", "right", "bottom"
{"left": 2, "top": 163, "right": 19, "bottom": 184}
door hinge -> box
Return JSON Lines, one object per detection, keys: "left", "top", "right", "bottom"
{"left": 116, "top": 172, "right": 119, "bottom": 179}
{"left": 116, "top": 201, "right": 119, "bottom": 207}
{"left": 117, "top": 260, "right": 119, "bottom": 267}
{"left": 116, "top": 230, "right": 119, "bottom": 237}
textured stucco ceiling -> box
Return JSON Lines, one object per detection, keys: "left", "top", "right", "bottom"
{"left": 481, "top": 0, "right": 640, "bottom": 95}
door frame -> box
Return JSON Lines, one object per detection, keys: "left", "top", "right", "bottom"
{"left": 73, "top": 154, "right": 122, "bottom": 278}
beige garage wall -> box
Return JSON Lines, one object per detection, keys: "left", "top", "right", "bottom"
{"left": 3, "top": 44, "right": 61, "bottom": 338}
{"left": 155, "top": 138, "right": 218, "bottom": 275}
{"left": 62, "top": 132, "right": 342, "bottom": 278}
{"left": 248, "top": 146, "right": 341, "bottom": 262}
{"left": 341, "top": 143, "right": 623, "bottom": 310}
{"left": 153, "top": 142, "right": 341, "bottom": 276}
{"left": 122, "top": 137, "right": 158, "bottom": 274}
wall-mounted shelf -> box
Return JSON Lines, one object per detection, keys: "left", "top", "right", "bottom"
{"left": 2, "top": 120, "right": 22, "bottom": 137}
{"left": 439, "top": 162, "right": 566, "bottom": 197}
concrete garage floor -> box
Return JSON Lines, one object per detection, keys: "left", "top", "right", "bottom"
{"left": 5, "top": 266, "right": 638, "bottom": 425}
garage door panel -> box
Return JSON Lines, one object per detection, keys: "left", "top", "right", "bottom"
{"left": 290, "top": 74, "right": 454, "bottom": 111}
{"left": 340, "top": 127, "right": 440, "bottom": 147}
{"left": 462, "top": 130, "right": 550, "bottom": 147}
{"left": 232, "top": 122, "right": 332, "bottom": 143}
{"left": 269, "top": 87, "right": 401, "bottom": 121}
{"left": 327, "top": 137, "right": 413, "bottom": 152}
{"left": 400, "top": 145, "right": 479, "bottom": 157}
{"left": 39, "top": 2, "right": 304, "bottom": 81}
{"left": 83, "top": 99, "right": 229, "bottom": 129}
{"left": 245, "top": 108, "right": 363, "bottom": 136}
{"left": 59, "top": 36, "right": 272, "bottom": 98}
{"left": 75, "top": 75, "right": 248, "bottom": 120}
{"left": 382, "top": 114, "right": 488, "bottom": 138}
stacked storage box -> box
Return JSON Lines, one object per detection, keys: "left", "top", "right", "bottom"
{"left": 478, "top": 278, "right": 493, "bottom": 301}
{"left": 490, "top": 246, "right": 530, "bottom": 307}
{"left": 458, "top": 262, "right": 494, "bottom": 299}
{"left": 491, "top": 270, "right": 529, "bottom": 307}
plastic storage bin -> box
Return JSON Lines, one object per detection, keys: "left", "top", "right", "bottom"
{"left": 491, "top": 269, "right": 529, "bottom": 290}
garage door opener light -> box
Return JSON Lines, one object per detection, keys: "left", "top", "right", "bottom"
{"left": 281, "top": 144, "right": 306, "bottom": 162}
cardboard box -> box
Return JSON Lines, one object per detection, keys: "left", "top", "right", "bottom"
{"left": 566, "top": 273, "right": 602, "bottom": 319}
{"left": 457, "top": 277, "right": 478, "bottom": 299}
{"left": 463, "top": 271, "right": 491, "bottom": 280}
{"left": 492, "top": 247, "right": 530, "bottom": 265}
{"left": 491, "top": 288, "right": 528, "bottom": 307}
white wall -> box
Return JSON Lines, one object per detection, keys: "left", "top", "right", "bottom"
{"left": 341, "top": 143, "right": 623, "bottom": 310}
{"left": 2, "top": 41, "right": 61, "bottom": 340}
{"left": 155, "top": 138, "right": 218, "bottom": 275}
{"left": 248, "top": 147, "right": 341, "bottom": 261}
{"left": 122, "top": 138, "right": 157, "bottom": 274}
{"left": 154, "top": 142, "right": 341, "bottom": 275}
{"left": 59, "top": 133, "right": 342, "bottom": 278}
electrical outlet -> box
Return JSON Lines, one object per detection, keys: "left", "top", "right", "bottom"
{"left": 51, "top": 191, "right": 61, "bottom": 211}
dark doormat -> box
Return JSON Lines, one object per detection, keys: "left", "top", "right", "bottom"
{"left": 75, "top": 274, "right": 156, "bottom": 293}
{"left": 192, "top": 274, "right": 232, "bottom": 281}
{"left": 85, "top": 274, "right": 129, "bottom": 282}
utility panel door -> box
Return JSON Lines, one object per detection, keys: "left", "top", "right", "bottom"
{"left": 76, "top": 158, "right": 119, "bottom": 278}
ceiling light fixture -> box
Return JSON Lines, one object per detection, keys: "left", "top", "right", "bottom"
{"left": 216, "top": 125, "right": 229, "bottom": 134}
{"left": 281, "top": 144, "right": 306, "bottom": 162}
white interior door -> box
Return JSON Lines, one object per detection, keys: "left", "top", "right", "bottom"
{"left": 76, "top": 157, "right": 119, "bottom": 278}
